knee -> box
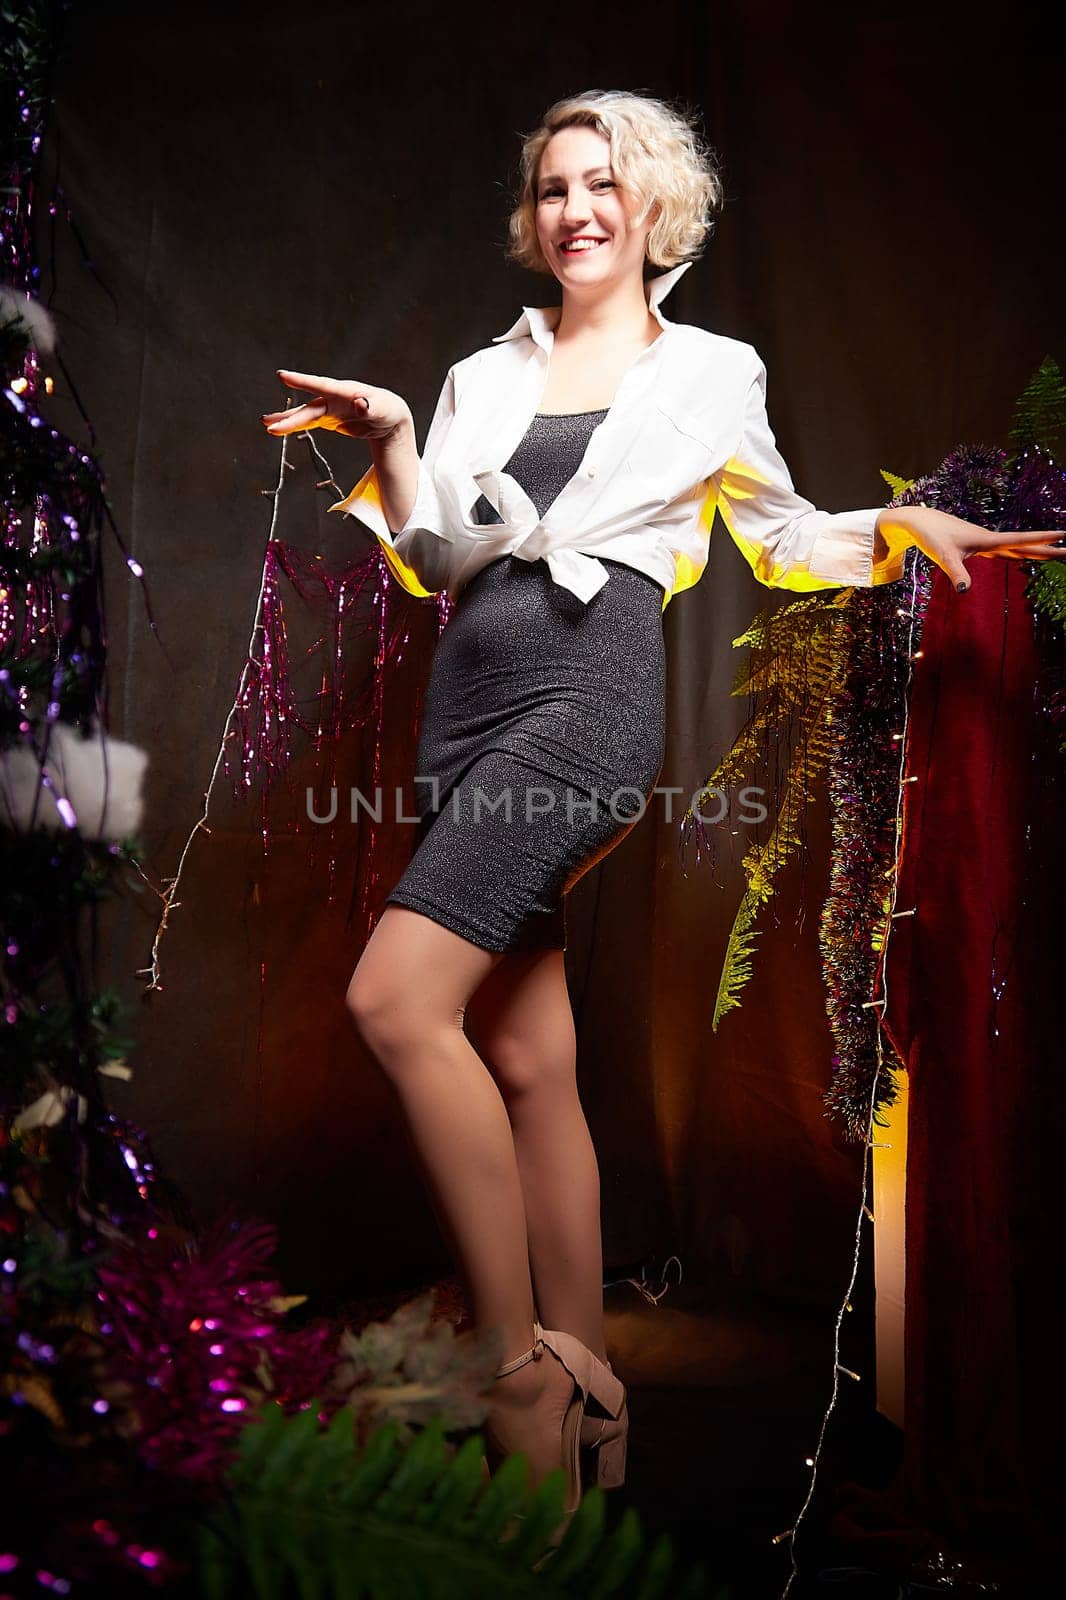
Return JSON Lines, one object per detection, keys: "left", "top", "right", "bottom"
{"left": 345, "top": 971, "right": 465, "bottom": 1067}
{"left": 345, "top": 971, "right": 406, "bottom": 1061}
{"left": 470, "top": 1026, "right": 574, "bottom": 1103}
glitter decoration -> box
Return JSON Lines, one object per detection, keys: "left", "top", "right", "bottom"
{"left": 225, "top": 538, "right": 418, "bottom": 802}
{"left": 93, "top": 1211, "right": 341, "bottom": 1487}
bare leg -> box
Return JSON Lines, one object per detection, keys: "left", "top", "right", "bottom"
{"left": 465, "top": 947, "right": 608, "bottom": 1363}
{"left": 346, "top": 905, "right": 577, "bottom": 1480}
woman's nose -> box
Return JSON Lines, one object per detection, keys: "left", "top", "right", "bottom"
{"left": 560, "top": 189, "right": 591, "bottom": 226}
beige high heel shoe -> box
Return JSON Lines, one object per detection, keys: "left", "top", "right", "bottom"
{"left": 489, "top": 1322, "right": 626, "bottom": 1543}
{"left": 579, "top": 1358, "right": 628, "bottom": 1489}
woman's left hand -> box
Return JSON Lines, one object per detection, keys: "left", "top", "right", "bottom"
{"left": 875, "top": 505, "right": 1066, "bottom": 593}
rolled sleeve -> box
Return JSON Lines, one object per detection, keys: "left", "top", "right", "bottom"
{"left": 328, "top": 368, "right": 457, "bottom": 598}
{"left": 713, "top": 356, "right": 905, "bottom": 592}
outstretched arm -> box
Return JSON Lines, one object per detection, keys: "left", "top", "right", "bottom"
{"left": 713, "top": 356, "right": 1064, "bottom": 593}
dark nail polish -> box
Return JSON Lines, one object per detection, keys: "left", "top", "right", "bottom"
{"left": 956, "top": 581, "right": 968, "bottom": 593}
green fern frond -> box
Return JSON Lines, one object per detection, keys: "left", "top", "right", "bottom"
{"left": 879, "top": 468, "right": 915, "bottom": 500}
{"left": 702, "top": 593, "right": 852, "bottom": 1027}
{"left": 701, "top": 719, "right": 776, "bottom": 792}
{"left": 730, "top": 591, "right": 837, "bottom": 657}
{"left": 713, "top": 889, "right": 764, "bottom": 1032}
{"left": 708, "top": 601, "right": 845, "bottom": 793}
{"left": 1008, "top": 354, "right": 1066, "bottom": 454}
{"left": 196, "top": 1404, "right": 715, "bottom": 1598}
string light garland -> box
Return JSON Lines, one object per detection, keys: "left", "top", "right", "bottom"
{"left": 142, "top": 413, "right": 448, "bottom": 987}
{"left": 778, "top": 553, "right": 925, "bottom": 1597}
{"left": 138, "top": 421, "right": 293, "bottom": 991}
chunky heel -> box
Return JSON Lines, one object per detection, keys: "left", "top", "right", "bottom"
{"left": 594, "top": 1414, "right": 627, "bottom": 1488}
{"left": 585, "top": 1355, "right": 625, "bottom": 1421}
{"left": 580, "top": 1362, "right": 629, "bottom": 1490}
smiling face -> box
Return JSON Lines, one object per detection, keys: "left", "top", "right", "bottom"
{"left": 533, "top": 124, "right": 658, "bottom": 294}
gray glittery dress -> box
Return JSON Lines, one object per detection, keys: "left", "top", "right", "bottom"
{"left": 383, "top": 409, "right": 667, "bottom": 952}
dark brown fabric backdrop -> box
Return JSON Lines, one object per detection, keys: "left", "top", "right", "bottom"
{"left": 35, "top": 0, "right": 1063, "bottom": 1302}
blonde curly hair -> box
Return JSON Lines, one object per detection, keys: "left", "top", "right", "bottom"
{"left": 507, "top": 89, "right": 723, "bottom": 276}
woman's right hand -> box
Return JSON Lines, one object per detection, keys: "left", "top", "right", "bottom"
{"left": 262, "top": 370, "right": 412, "bottom": 442}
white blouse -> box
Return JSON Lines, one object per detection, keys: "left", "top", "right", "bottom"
{"left": 329, "top": 260, "right": 906, "bottom": 610}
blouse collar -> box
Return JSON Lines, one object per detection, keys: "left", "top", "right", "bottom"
{"left": 492, "top": 259, "right": 693, "bottom": 350}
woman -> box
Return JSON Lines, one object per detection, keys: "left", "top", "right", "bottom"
{"left": 262, "top": 90, "right": 1063, "bottom": 1533}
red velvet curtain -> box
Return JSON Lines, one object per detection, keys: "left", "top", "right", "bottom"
{"left": 835, "top": 559, "right": 1064, "bottom": 1587}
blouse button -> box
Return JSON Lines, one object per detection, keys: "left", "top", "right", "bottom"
{"left": 586, "top": 466, "right": 597, "bottom": 478}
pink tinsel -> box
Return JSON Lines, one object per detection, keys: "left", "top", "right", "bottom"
{"left": 94, "top": 1208, "right": 342, "bottom": 1489}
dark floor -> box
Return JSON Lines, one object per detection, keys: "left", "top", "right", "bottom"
{"left": 565, "top": 1283, "right": 828, "bottom": 1592}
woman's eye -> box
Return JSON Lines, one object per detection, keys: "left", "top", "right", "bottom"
{"left": 538, "top": 181, "right": 615, "bottom": 201}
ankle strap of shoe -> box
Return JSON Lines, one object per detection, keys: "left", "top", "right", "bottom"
{"left": 494, "top": 1328, "right": 545, "bottom": 1378}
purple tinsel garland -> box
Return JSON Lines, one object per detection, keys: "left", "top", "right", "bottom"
{"left": 821, "top": 441, "right": 1066, "bottom": 1136}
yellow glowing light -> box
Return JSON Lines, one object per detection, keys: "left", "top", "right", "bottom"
{"left": 10, "top": 376, "right": 28, "bottom": 394}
